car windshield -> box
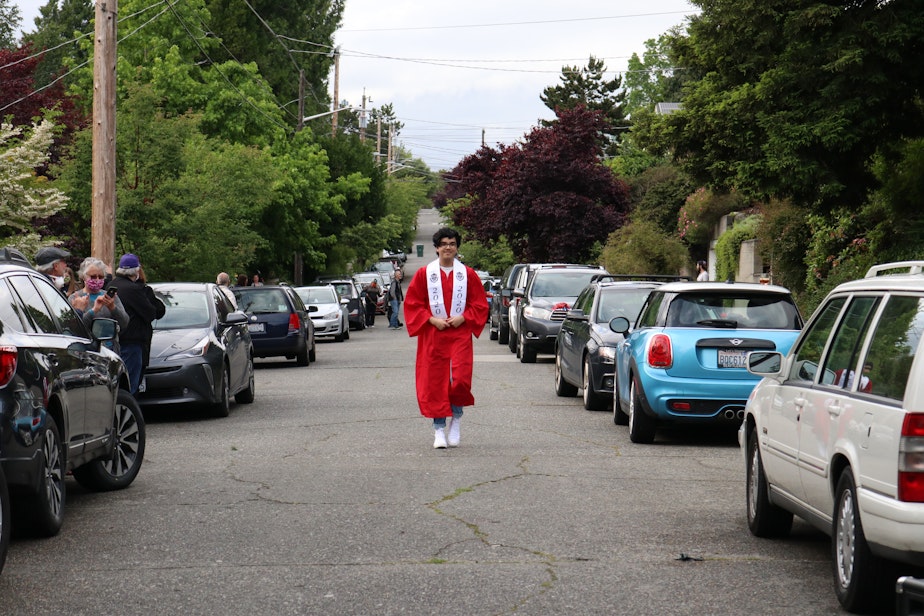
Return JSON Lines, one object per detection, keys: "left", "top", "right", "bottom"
{"left": 331, "top": 283, "right": 354, "bottom": 298}
{"left": 153, "top": 290, "right": 211, "bottom": 330}
{"left": 596, "top": 289, "right": 651, "bottom": 324}
{"left": 298, "top": 287, "right": 337, "bottom": 304}
{"left": 234, "top": 289, "right": 290, "bottom": 314}
{"left": 531, "top": 271, "right": 601, "bottom": 298}
{"left": 665, "top": 292, "right": 800, "bottom": 329}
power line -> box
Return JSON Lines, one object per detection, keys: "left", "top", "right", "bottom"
{"left": 340, "top": 11, "right": 696, "bottom": 33}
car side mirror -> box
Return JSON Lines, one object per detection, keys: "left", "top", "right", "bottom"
{"left": 91, "top": 317, "right": 118, "bottom": 341}
{"left": 566, "top": 309, "right": 587, "bottom": 321}
{"left": 747, "top": 351, "right": 783, "bottom": 377}
{"left": 225, "top": 311, "right": 248, "bottom": 325}
{"left": 340, "top": 298, "right": 349, "bottom": 305}
{"left": 512, "top": 289, "right": 524, "bottom": 298}
{"left": 308, "top": 305, "right": 319, "bottom": 313}
{"left": 609, "top": 316, "right": 630, "bottom": 334}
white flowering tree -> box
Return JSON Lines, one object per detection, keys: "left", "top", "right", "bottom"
{"left": 0, "top": 119, "right": 68, "bottom": 255}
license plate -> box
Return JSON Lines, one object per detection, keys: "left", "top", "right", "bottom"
{"left": 248, "top": 323, "right": 265, "bottom": 334}
{"left": 718, "top": 349, "right": 748, "bottom": 368}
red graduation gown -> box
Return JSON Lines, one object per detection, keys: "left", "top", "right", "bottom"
{"left": 405, "top": 262, "right": 489, "bottom": 418}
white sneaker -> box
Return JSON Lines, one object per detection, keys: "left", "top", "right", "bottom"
{"left": 448, "top": 417, "right": 460, "bottom": 447}
{"left": 433, "top": 428, "right": 447, "bottom": 449}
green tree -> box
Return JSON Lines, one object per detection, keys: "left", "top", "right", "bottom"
{"left": 21, "top": 0, "right": 93, "bottom": 89}
{"left": 540, "top": 55, "right": 626, "bottom": 156}
{"left": 623, "top": 30, "right": 689, "bottom": 118}
{"left": 0, "top": 0, "right": 21, "bottom": 48}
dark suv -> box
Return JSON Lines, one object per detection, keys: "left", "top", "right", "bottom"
{"left": 0, "top": 248, "right": 146, "bottom": 571}
{"left": 512, "top": 264, "right": 608, "bottom": 363}
{"left": 233, "top": 285, "right": 315, "bottom": 365}
{"left": 490, "top": 263, "right": 529, "bottom": 345}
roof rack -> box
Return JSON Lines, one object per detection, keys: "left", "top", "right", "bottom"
{"left": 0, "top": 246, "right": 33, "bottom": 267}
{"left": 590, "top": 273, "right": 690, "bottom": 283}
{"left": 864, "top": 261, "right": 924, "bottom": 278}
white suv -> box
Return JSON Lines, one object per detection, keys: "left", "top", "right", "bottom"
{"left": 741, "top": 261, "right": 924, "bottom": 613}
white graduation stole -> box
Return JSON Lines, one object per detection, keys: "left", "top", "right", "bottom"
{"left": 426, "top": 259, "right": 467, "bottom": 318}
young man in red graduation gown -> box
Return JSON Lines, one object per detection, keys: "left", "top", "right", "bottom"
{"left": 404, "top": 228, "right": 489, "bottom": 449}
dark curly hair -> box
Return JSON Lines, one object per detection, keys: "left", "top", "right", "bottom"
{"left": 432, "top": 227, "right": 462, "bottom": 248}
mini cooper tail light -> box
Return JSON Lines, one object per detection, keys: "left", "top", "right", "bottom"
{"left": 0, "top": 345, "right": 16, "bottom": 387}
{"left": 647, "top": 334, "right": 672, "bottom": 368}
{"left": 288, "top": 313, "right": 301, "bottom": 334}
{"left": 899, "top": 413, "right": 924, "bottom": 502}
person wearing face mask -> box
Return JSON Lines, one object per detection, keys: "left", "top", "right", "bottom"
{"left": 69, "top": 257, "right": 129, "bottom": 352}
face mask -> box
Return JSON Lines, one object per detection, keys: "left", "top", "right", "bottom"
{"left": 52, "top": 276, "right": 65, "bottom": 287}
{"left": 86, "top": 278, "right": 106, "bottom": 293}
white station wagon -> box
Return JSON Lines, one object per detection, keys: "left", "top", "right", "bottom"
{"left": 741, "top": 261, "right": 924, "bottom": 613}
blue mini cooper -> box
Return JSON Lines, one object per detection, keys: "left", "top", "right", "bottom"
{"left": 610, "top": 281, "right": 803, "bottom": 443}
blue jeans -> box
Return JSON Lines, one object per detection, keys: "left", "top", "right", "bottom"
{"left": 120, "top": 343, "right": 144, "bottom": 394}
{"left": 389, "top": 299, "right": 400, "bottom": 327}
{"left": 433, "top": 405, "right": 463, "bottom": 429}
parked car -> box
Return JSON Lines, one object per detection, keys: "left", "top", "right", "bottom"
{"left": 295, "top": 285, "right": 349, "bottom": 342}
{"left": 0, "top": 248, "right": 145, "bottom": 559}
{"left": 138, "top": 283, "right": 255, "bottom": 416}
{"left": 507, "top": 263, "right": 544, "bottom": 354}
{"left": 555, "top": 279, "right": 661, "bottom": 411}
{"left": 482, "top": 277, "right": 499, "bottom": 326}
{"left": 232, "top": 285, "right": 315, "bottom": 365}
{"left": 353, "top": 272, "right": 388, "bottom": 314}
{"left": 611, "top": 281, "right": 803, "bottom": 444}
{"left": 742, "top": 261, "right": 924, "bottom": 612}
{"left": 512, "top": 264, "right": 608, "bottom": 363}
{"left": 369, "top": 261, "right": 396, "bottom": 286}
{"left": 325, "top": 279, "right": 366, "bottom": 330}
{"left": 492, "top": 263, "right": 529, "bottom": 344}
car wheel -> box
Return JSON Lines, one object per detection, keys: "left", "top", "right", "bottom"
{"left": 832, "top": 470, "right": 891, "bottom": 612}
{"left": 308, "top": 339, "right": 317, "bottom": 362}
{"left": 613, "top": 392, "right": 629, "bottom": 425}
{"left": 211, "top": 365, "right": 231, "bottom": 416}
{"left": 73, "top": 389, "right": 146, "bottom": 492}
{"left": 498, "top": 324, "right": 509, "bottom": 345}
{"left": 746, "top": 430, "right": 792, "bottom": 537}
{"left": 235, "top": 357, "right": 255, "bottom": 404}
{"left": 343, "top": 323, "right": 350, "bottom": 341}
{"left": 0, "top": 464, "right": 10, "bottom": 574}
{"left": 508, "top": 327, "right": 518, "bottom": 353}
{"left": 489, "top": 327, "right": 498, "bottom": 341}
{"left": 519, "top": 331, "right": 536, "bottom": 363}
{"left": 582, "top": 356, "right": 608, "bottom": 411}
{"left": 627, "top": 377, "right": 656, "bottom": 444}
{"left": 296, "top": 341, "right": 310, "bottom": 366}
{"left": 554, "top": 351, "right": 578, "bottom": 397}
{"left": 23, "top": 414, "right": 65, "bottom": 536}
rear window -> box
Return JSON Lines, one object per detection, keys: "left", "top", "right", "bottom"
{"left": 298, "top": 287, "right": 338, "bottom": 304}
{"left": 666, "top": 292, "right": 800, "bottom": 329}
{"left": 234, "top": 289, "right": 291, "bottom": 314}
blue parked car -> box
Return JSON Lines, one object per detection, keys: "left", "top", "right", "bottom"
{"left": 610, "top": 281, "right": 803, "bottom": 443}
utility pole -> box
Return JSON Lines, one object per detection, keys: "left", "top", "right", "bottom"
{"left": 360, "top": 89, "right": 370, "bottom": 143}
{"left": 296, "top": 70, "right": 305, "bottom": 132}
{"left": 386, "top": 123, "right": 393, "bottom": 174}
{"left": 91, "top": 0, "right": 118, "bottom": 268}
{"left": 376, "top": 115, "right": 382, "bottom": 165}
{"left": 330, "top": 47, "right": 340, "bottom": 138}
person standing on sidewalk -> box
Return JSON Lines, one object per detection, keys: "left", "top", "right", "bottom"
{"left": 387, "top": 269, "right": 404, "bottom": 329}
{"left": 404, "top": 228, "right": 488, "bottom": 449}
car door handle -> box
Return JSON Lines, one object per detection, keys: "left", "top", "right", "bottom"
{"left": 828, "top": 404, "right": 842, "bottom": 417}
{"left": 793, "top": 397, "right": 805, "bottom": 408}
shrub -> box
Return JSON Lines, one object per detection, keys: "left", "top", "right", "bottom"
{"left": 601, "top": 218, "right": 688, "bottom": 275}
{"left": 714, "top": 214, "right": 761, "bottom": 281}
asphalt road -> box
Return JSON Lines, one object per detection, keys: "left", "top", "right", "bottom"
{"left": 0, "top": 210, "right": 856, "bottom": 615}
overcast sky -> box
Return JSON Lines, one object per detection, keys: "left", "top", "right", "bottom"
{"left": 14, "top": 1, "right": 696, "bottom": 171}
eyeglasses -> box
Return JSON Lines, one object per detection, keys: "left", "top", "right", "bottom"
{"left": 86, "top": 274, "right": 105, "bottom": 279}
{"left": 438, "top": 242, "right": 457, "bottom": 248}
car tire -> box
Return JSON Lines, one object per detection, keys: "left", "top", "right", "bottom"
{"left": 0, "top": 464, "right": 10, "bottom": 574}
{"left": 308, "top": 339, "right": 316, "bottom": 363}
{"left": 212, "top": 366, "right": 231, "bottom": 417}
{"left": 554, "top": 352, "right": 578, "bottom": 397}
{"left": 613, "top": 394, "right": 629, "bottom": 425}
{"left": 498, "top": 324, "right": 509, "bottom": 345}
{"left": 508, "top": 327, "right": 518, "bottom": 353}
{"left": 582, "top": 356, "right": 608, "bottom": 411}
{"left": 746, "top": 430, "right": 792, "bottom": 537}
{"left": 519, "top": 331, "right": 536, "bottom": 363}
{"left": 489, "top": 328, "right": 498, "bottom": 341}
{"left": 73, "top": 389, "right": 146, "bottom": 492}
{"left": 627, "top": 377, "right": 657, "bottom": 444}
{"left": 832, "top": 470, "right": 891, "bottom": 612}
{"left": 235, "top": 358, "right": 255, "bottom": 404}
{"left": 296, "top": 342, "right": 310, "bottom": 366}
{"left": 22, "top": 414, "right": 65, "bottom": 536}
{"left": 343, "top": 324, "right": 350, "bottom": 341}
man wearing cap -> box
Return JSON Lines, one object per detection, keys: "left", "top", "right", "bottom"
{"left": 35, "top": 246, "right": 71, "bottom": 293}
{"left": 107, "top": 253, "right": 165, "bottom": 393}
